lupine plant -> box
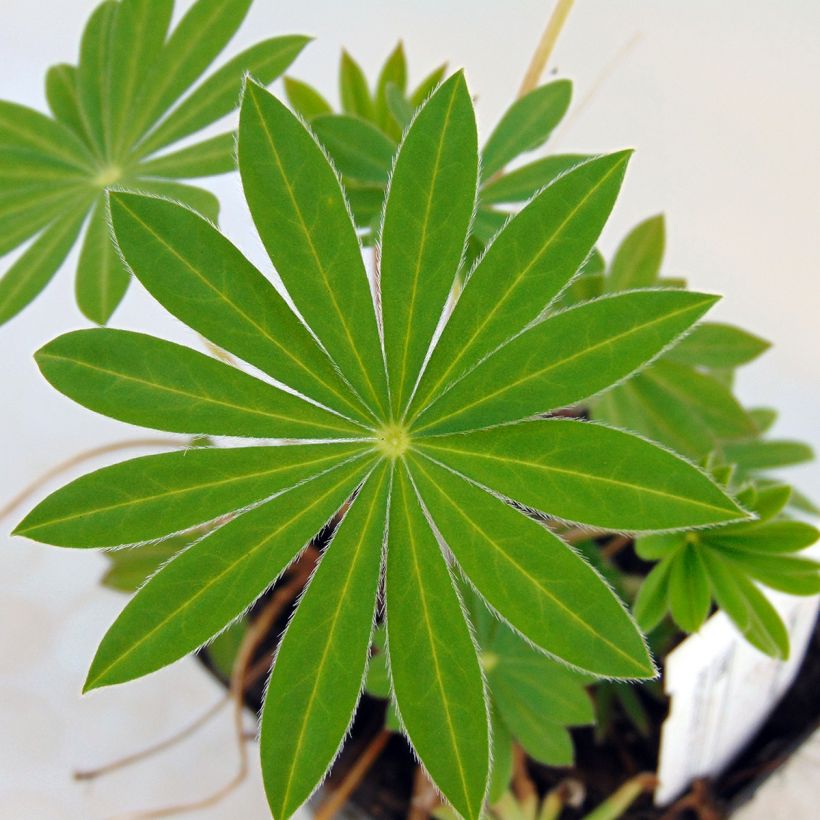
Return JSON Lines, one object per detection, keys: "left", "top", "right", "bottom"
{"left": 13, "top": 71, "right": 761, "bottom": 818}
{"left": 0, "top": 0, "right": 307, "bottom": 325}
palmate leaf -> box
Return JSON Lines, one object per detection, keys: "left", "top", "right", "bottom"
{"left": 19, "top": 74, "right": 761, "bottom": 819}
{"left": 0, "top": 0, "right": 308, "bottom": 327}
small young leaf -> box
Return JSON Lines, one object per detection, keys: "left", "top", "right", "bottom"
{"left": 605, "top": 215, "right": 665, "bottom": 291}
{"left": 311, "top": 114, "right": 396, "bottom": 184}
{"left": 75, "top": 198, "right": 130, "bottom": 324}
{"left": 387, "top": 466, "right": 489, "bottom": 820}
{"left": 748, "top": 407, "right": 778, "bottom": 435}
{"left": 706, "top": 520, "right": 819, "bottom": 554}
{"left": 665, "top": 322, "right": 770, "bottom": 369}
{"left": 385, "top": 82, "right": 414, "bottom": 130}
{"left": 339, "top": 50, "right": 375, "bottom": 121}
{"left": 633, "top": 559, "right": 674, "bottom": 632}
{"left": 668, "top": 545, "right": 711, "bottom": 632}
{"left": 16, "top": 442, "right": 366, "bottom": 547}
{"left": 721, "top": 551, "right": 820, "bottom": 596}
{"left": 35, "top": 329, "right": 364, "bottom": 439}
{"left": 410, "top": 455, "right": 654, "bottom": 678}
{"left": 380, "top": 72, "right": 478, "bottom": 415}
{"left": 418, "top": 419, "right": 748, "bottom": 531}
{"left": 722, "top": 439, "right": 814, "bottom": 473}
{"left": 480, "top": 154, "right": 592, "bottom": 205}
{"left": 284, "top": 76, "right": 333, "bottom": 120}
{"left": 409, "top": 152, "right": 630, "bottom": 422}
{"left": 415, "top": 290, "right": 719, "bottom": 434}
{"left": 409, "top": 63, "right": 448, "bottom": 107}
{"left": 84, "top": 456, "right": 370, "bottom": 690}
{"left": 488, "top": 708, "right": 513, "bottom": 804}
{"left": 374, "top": 43, "right": 407, "bottom": 138}
{"left": 481, "top": 80, "right": 572, "bottom": 178}
{"left": 239, "top": 81, "right": 388, "bottom": 418}
{"left": 701, "top": 550, "right": 790, "bottom": 659}
{"left": 261, "top": 463, "right": 390, "bottom": 819}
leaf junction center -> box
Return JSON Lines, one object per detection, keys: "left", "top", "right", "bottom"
{"left": 376, "top": 422, "right": 411, "bottom": 460}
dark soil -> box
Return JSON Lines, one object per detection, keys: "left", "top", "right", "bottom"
{"left": 198, "top": 530, "right": 820, "bottom": 819}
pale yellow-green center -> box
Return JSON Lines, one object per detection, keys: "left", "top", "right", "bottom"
{"left": 93, "top": 164, "right": 123, "bottom": 188}
{"left": 479, "top": 651, "right": 500, "bottom": 673}
{"left": 376, "top": 422, "right": 411, "bottom": 459}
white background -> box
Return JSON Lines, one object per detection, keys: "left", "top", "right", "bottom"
{"left": 1, "top": 1, "right": 818, "bottom": 817}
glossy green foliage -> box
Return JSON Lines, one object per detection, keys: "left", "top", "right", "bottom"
{"left": 634, "top": 480, "right": 819, "bottom": 657}
{"left": 283, "top": 43, "right": 576, "bottom": 249}
{"left": 0, "top": 0, "right": 307, "bottom": 326}
{"left": 20, "top": 76, "right": 751, "bottom": 818}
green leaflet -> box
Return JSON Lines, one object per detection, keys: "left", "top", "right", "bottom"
{"left": 128, "top": 0, "right": 254, "bottom": 145}
{"left": 488, "top": 625, "right": 591, "bottom": 766}
{"left": 339, "top": 51, "right": 375, "bottom": 120}
{"left": 0, "top": 100, "right": 95, "bottom": 172}
{"left": 45, "top": 64, "right": 88, "bottom": 140}
{"left": 701, "top": 550, "right": 790, "bottom": 659}
{"left": 410, "top": 455, "right": 653, "bottom": 678}
{"left": 706, "top": 520, "right": 819, "bottom": 554}
{"left": 415, "top": 290, "right": 719, "bottom": 434}
{"left": 408, "top": 152, "right": 630, "bottom": 422}
{"left": 261, "top": 462, "right": 390, "bottom": 818}
{"left": 311, "top": 114, "right": 396, "bottom": 184}
{"left": 668, "top": 545, "right": 711, "bottom": 632}
{"left": 107, "top": 0, "right": 174, "bottom": 158}
{"left": 16, "top": 442, "right": 367, "bottom": 547}
{"left": 127, "top": 180, "right": 220, "bottom": 223}
{"left": 387, "top": 465, "right": 489, "bottom": 820}
{"left": 109, "top": 192, "right": 370, "bottom": 424}
{"left": 84, "top": 455, "right": 371, "bottom": 690}
{"left": 35, "top": 329, "right": 364, "bottom": 439}
{"left": 633, "top": 559, "right": 674, "bottom": 632}
{"left": 380, "top": 72, "right": 478, "bottom": 416}
{"left": 239, "top": 81, "right": 388, "bottom": 418}
{"left": 283, "top": 76, "right": 332, "bottom": 120}
{"left": 481, "top": 80, "right": 572, "bottom": 178}
{"left": 137, "top": 35, "right": 310, "bottom": 156}
{"left": 418, "top": 419, "right": 747, "bottom": 531}
{"left": 488, "top": 709, "right": 513, "bottom": 804}
{"left": 386, "top": 83, "right": 414, "bottom": 130}
{"left": 665, "top": 322, "right": 770, "bottom": 369}
{"left": 410, "top": 63, "right": 448, "bottom": 107}
{"left": 721, "top": 552, "right": 820, "bottom": 596}
{"left": 605, "top": 215, "right": 665, "bottom": 291}
{"left": 480, "top": 154, "right": 592, "bottom": 204}
{"left": 722, "top": 439, "right": 814, "bottom": 474}
{"left": 594, "top": 360, "right": 757, "bottom": 459}
{"left": 374, "top": 43, "right": 407, "bottom": 138}
{"left": 75, "top": 198, "right": 131, "bottom": 324}
{"left": 0, "top": 208, "right": 87, "bottom": 326}
{"left": 101, "top": 534, "right": 191, "bottom": 593}
{"left": 76, "top": 0, "right": 117, "bottom": 158}
{"left": 136, "top": 132, "right": 237, "bottom": 178}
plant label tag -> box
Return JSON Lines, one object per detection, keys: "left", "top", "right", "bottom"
{"left": 654, "top": 589, "right": 818, "bottom": 806}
